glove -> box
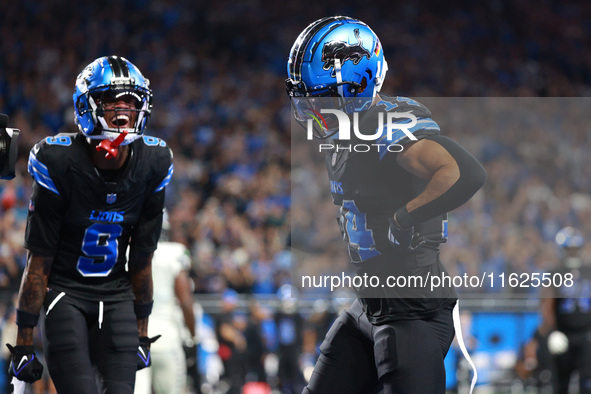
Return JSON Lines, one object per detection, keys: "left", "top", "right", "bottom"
{"left": 183, "top": 337, "right": 198, "bottom": 369}
{"left": 547, "top": 330, "right": 569, "bottom": 355}
{"left": 388, "top": 217, "right": 425, "bottom": 250}
{"left": 6, "top": 344, "right": 44, "bottom": 384}
{"left": 136, "top": 335, "right": 161, "bottom": 370}
{"left": 183, "top": 338, "right": 200, "bottom": 390}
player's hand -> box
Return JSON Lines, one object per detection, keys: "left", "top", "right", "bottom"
{"left": 6, "top": 344, "right": 44, "bottom": 384}
{"left": 183, "top": 337, "right": 198, "bottom": 369}
{"left": 547, "top": 330, "right": 569, "bottom": 355}
{"left": 387, "top": 217, "right": 425, "bottom": 250}
{"left": 136, "top": 335, "right": 161, "bottom": 370}
{"left": 183, "top": 338, "right": 200, "bottom": 387}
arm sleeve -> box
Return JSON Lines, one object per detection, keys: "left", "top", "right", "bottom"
{"left": 395, "top": 135, "right": 487, "bottom": 228}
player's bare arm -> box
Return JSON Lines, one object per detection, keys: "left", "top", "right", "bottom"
{"left": 175, "top": 270, "right": 196, "bottom": 338}
{"left": 394, "top": 135, "right": 486, "bottom": 229}
{"left": 129, "top": 250, "right": 154, "bottom": 336}
{"left": 16, "top": 253, "right": 53, "bottom": 346}
{"left": 396, "top": 139, "right": 460, "bottom": 212}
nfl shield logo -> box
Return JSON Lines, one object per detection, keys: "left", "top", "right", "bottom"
{"left": 106, "top": 193, "right": 117, "bottom": 204}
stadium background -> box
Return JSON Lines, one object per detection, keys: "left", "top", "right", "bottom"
{"left": 1, "top": 0, "right": 591, "bottom": 392}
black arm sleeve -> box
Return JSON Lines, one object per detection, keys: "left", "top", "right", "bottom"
{"left": 395, "top": 135, "right": 486, "bottom": 228}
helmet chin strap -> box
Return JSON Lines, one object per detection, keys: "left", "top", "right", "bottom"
{"left": 374, "top": 59, "right": 389, "bottom": 95}
{"left": 96, "top": 131, "right": 128, "bottom": 159}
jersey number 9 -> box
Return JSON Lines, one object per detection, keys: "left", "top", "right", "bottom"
{"left": 76, "top": 223, "right": 123, "bottom": 277}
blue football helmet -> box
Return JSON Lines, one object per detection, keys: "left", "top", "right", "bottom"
{"left": 286, "top": 16, "right": 388, "bottom": 99}
{"left": 73, "top": 56, "right": 153, "bottom": 145}
{"left": 555, "top": 226, "right": 585, "bottom": 268}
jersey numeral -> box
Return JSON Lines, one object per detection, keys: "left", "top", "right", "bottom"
{"left": 339, "top": 200, "right": 380, "bottom": 261}
{"left": 76, "top": 223, "right": 123, "bottom": 277}
{"left": 142, "top": 136, "right": 167, "bottom": 147}
{"left": 45, "top": 136, "right": 72, "bottom": 146}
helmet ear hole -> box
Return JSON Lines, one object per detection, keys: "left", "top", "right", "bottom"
{"left": 358, "top": 77, "right": 367, "bottom": 94}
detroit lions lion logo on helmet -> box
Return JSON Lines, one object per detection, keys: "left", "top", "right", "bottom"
{"left": 321, "top": 29, "right": 371, "bottom": 74}
{"left": 75, "top": 65, "right": 94, "bottom": 94}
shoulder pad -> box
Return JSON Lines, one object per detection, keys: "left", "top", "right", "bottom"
{"left": 27, "top": 134, "right": 76, "bottom": 195}
{"left": 360, "top": 97, "right": 441, "bottom": 160}
{"left": 135, "top": 136, "right": 174, "bottom": 193}
{"left": 375, "top": 96, "right": 432, "bottom": 118}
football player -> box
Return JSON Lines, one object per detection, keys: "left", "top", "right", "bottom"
{"left": 538, "top": 227, "right": 591, "bottom": 393}
{"left": 7, "top": 56, "right": 173, "bottom": 393}
{"left": 134, "top": 217, "right": 198, "bottom": 394}
{"left": 286, "top": 17, "right": 486, "bottom": 393}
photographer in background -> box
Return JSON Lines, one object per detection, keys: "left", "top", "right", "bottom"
{"left": 0, "top": 114, "right": 20, "bottom": 181}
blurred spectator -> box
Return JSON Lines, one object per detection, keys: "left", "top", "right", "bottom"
{"left": 274, "top": 285, "right": 305, "bottom": 393}
{"left": 215, "top": 289, "right": 247, "bottom": 393}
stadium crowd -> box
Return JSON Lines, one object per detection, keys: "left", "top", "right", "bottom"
{"left": 1, "top": 0, "right": 591, "bottom": 391}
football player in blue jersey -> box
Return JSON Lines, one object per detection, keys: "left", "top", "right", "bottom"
{"left": 286, "top": 17, "right": 486, "bottom": 393}
{"left": 7, "top": 56, "right": 173, "bottom": 393}
{"left": 537, "top": 227, "right": 591, "bottom": 393}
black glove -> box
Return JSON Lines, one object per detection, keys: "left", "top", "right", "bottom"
{"left": 183, "top": 338, "right": 198, "bottom": 369}
{"left": 387, "top": 218, "right": 425, "bottom": 250}
{"left": 136, "top": 335, "right": 161, "bottom": 370}
{"left": 6, "top": 344, "right": 44, "bottom": 384}
{"left": 183, "top": 338, "right": 201, "bottom": 390}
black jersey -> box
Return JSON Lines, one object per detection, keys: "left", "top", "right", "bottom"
{"left": 553, "top": 266, "right": 591, "bottom": 334}
{"left": 25, "top": 133, "right": 173, "bottom": 301}
{"left": 325, "top": 95, "right": 456, "bottom": 323}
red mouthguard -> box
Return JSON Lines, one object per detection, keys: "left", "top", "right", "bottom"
{"left": 96, "top": 132, "right": 128, "bottom": 159}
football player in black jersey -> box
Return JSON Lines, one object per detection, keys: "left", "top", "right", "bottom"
{"left": 286, "top": 17, "right": 486, "bottom": 393}
{"left": 7, "top": 56, "right": 173, "bottom": 393}
{"left": 538, "top": 227, "right": 591, "bottom": 393}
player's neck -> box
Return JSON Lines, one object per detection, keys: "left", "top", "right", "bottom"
{"left": 89, "top": 141, "right": 130, "bottom": 170}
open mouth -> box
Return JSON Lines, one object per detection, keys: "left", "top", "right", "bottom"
{"left": 111, "top": 114, "right": 130, "bottom": 128}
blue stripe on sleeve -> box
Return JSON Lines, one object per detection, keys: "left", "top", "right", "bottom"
{"left": 154, "top": 163, "right": 173, "bottom": 192}
{"left": 28, "top": 151, "right": 60, "bottom": 195}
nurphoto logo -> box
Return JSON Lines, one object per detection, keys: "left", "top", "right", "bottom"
{"left": 305, "top": 109, "right": 418, "bottom": 153}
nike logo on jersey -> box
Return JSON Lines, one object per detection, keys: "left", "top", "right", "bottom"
{"left": 89, "top": 210, "right": 125, "bottom": 223}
